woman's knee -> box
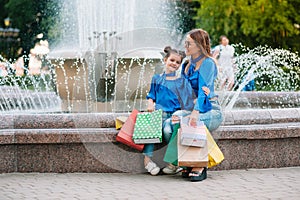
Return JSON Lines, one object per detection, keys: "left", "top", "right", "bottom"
{"left": 199, "top": 109, "right": 223, "bottom": 131}
{"left": 206, "top": 113, "right": 223, "bottom": 131}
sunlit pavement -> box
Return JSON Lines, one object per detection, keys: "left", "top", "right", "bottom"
{"left": 0, "top": 167, "right": 299, "bottom": 200}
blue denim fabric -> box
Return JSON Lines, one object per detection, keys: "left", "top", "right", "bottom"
{"left": 143, "top": 111, "right": 173, "bottom": 157}
{"left": 163, "top": 101, "right": 223, "bottom": 143}
{"left": 242, "top": 79, "right": 255, "bottom": 91}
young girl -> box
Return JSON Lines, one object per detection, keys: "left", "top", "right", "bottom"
{"left": 143, "top": 46, "right": 195, "bottom": 175}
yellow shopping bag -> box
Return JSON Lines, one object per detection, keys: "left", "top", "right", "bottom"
{"left": 115, "top": 116, "right": 128, "bottom": 130}
{"left": 206, "top": 127, "right": 224, "bottom": 168}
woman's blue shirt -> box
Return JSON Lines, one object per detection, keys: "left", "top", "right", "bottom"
{"left": 181, "top": 57, "right": 218, "bottom": 112}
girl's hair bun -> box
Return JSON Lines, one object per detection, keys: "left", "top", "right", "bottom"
{"left": 163, "top": 46, "right": 186, "bottom": 61}
{"left": 164, "top": 46, "right": 172, "bottom": 54}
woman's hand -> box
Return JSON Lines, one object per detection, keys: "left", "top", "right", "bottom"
{"left": 171, "top": 115, "right": 180, "bottom": 124}
{"left": 202, "top": 86, "right": 210, "bottom": 96}
{"left": 189, "top": 110, "right": 199, "bottom": 127}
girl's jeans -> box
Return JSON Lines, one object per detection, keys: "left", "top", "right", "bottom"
{"left": 164, "top": 101, "right": 223, "bottom": 143}
{"left": 143, "top": 111, "right": 173, "bottom": 158}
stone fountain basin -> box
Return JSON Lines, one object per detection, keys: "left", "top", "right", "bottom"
{"left": 0, "top": 108, "right": 299, "bottom": 173}
{"left": 224, "top": 91, "right": 300, "bottom": 109}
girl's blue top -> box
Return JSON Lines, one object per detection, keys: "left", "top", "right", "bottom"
{"left": 181, "top": 57, "right": 218, "bottom": 112}
{"left": 146, "top": 73, "right": 195, "bottom": 112}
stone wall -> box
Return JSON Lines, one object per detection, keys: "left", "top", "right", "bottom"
{"left": 0, "top": 108, "right": 299, "bottom": 173}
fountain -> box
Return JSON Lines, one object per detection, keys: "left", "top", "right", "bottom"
{"left": 0, "top": 0, "right": 299, "bottom": 173}
{"left": 46, "top": 0, "right": 188, "bottom": 113}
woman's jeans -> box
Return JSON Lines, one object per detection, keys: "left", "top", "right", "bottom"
{"left": 164, "top": 101, "right": 223, "bottom": 143}
{"left": 143, "top": 112, "right": 173, "bottom": 158}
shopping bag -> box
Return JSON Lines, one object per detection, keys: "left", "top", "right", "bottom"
{"left": 177, "top": 128, "right": 208, "bottom": 167}
{"left": 164, "top": 123, "right": 208, "bottom": 167}
{"left": 164, "top": 122, "right": 223, "bottom": 168}
{"left": 115, "top": 116, "right": 128, "bottom": 130}
{"left": 206, "top": 127, "right": 224, "bottom": 168}
{"left": 116, "top": 109, "right": 144, "bottom": 151}
{"left": 164, "top": 123, "right": 180, "bottom": 166}
{"left": 132, "top": 109, "right": 163, "bottom": 144}
{"left": 180, "top": 117, "right": 207, "bottom": 147}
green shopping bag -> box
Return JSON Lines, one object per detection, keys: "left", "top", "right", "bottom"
{"left": 132, "top": 109, "right": 163, "bottom": 144}
{"left": 163, "top": 123, "right": 180, "bottom": 166}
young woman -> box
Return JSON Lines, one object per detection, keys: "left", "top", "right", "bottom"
{"left": 143, "top": 46, "right": 195, "bottom": 175}
{"left": 163, "top": 29, "right": 223, "bottom": 181}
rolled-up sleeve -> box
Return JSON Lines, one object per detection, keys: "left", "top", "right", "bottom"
{"left": 146, "top": 75, "right": 158, "bottom": 101}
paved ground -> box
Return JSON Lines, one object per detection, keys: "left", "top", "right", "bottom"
{"left": 0, "top": 167, "right": 299, "bottom": 200}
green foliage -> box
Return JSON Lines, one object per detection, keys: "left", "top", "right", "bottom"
{"left": 3, "top": 0, "right": 60, "bottom": 56}
{"left": 233, "top": 44, "right": 300, "bottom": 91}
{"left": 193, "top": 0, "right": 300, "bottom": 52}
{"left": 5, "top": 0, "right": 40, "bottom": 54}
{"left": 0, "top": 0, "right": 9, "bottom": 27}
{"left": 0, "top": 74, "right": 55, "bottom": 91}
{"left": 166, "top": 0, "right": 198, "bottom": 34}
{"left": 39, "top": 1, "right": 61, "bottom": 47}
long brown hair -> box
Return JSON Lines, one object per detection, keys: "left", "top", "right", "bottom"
{"left": 184, "top": 29, "right": 216, "bottom": 74}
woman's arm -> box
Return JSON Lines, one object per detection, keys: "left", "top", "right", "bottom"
{"left": 189, "top": 109, "right": 199, "bottom": 127}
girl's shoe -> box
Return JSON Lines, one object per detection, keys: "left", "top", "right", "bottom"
{"left": 190, "top": 167, "right": 207, "bottom": 182}
{"left": 162, "top": 164, "right": 182, "bottom": 175}
{"left": 145, "top": 160, "right": 160, "bottom": 176}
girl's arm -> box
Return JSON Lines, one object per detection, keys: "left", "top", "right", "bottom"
{"left": 146, "top": 75, "right": 159, "bottom": 112}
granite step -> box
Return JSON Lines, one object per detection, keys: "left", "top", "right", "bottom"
{"left": 1, "top": 108, "right": 300, "bottom": 129}
{"left": 1, "top": 122, "right": 299, "bottom": 145}
{"left": 1, "top": 121, "right": 299, "bottom": 173}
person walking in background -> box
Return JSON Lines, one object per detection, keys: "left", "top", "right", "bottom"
{"left": 143, "top": 46, "right": 195, "bottom": 176}
{"left": 213, "top": 35, "right": 235, "bottom": 91}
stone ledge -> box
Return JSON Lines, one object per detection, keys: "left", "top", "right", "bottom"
{"left": 0, "top": 108, "right": 299, "bottom": 129}
{"left": 222, "top": 108, "right": 300, "bottom": 125}
{"left": 0, "top": 113, "right": 118, "bottom": 129}
{"left": 0, "top": 122, "right": 299, "bottom": 173}
{"left": 0, "top": 128, "right": 117, "bottom": 144}
{"left": 1, "top": 122, "right": 299, "bottom": 145}
{"left": 214, "top": 123, "right": 300, "bottom": 140}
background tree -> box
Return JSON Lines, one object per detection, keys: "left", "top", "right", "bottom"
{"left": 5, "top": 0, "right": 49, "bottom": 56}
{"left": 193, "top": 0, "right": 300, "bottom": 52}
{"left": 0, "top": 0, "right": 9, "bottom": 27}
{"left": 1, "top": 0, "right": 59, "bottom": 72}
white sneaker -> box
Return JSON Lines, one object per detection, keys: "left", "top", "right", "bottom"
{"left": 145, "top": 160, "right": 160, "bottom": 176}
{"left": 162, "top": 164, "right": 182, "bottom": 175}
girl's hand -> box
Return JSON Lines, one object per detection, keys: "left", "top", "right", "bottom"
{"left": 188, "top": 110, "right": 199, "bottom": 127}
{"left": 147, "top": 105, "right": 154, "bottom": 112}
{"left": 202, "top": 86, "right": 210, "bottom": 96}
{"left": 147, "top": 99, "right": 155, "bottom": 112}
